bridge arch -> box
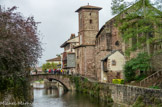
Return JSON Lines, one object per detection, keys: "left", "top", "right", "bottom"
{"left": 30, "top": 74, "right": 75, "bottom": 91}
{"left": 48, "top": 78, "right": 68, "bottom": 90}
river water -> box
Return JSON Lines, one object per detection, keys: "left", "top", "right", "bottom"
{"left": 32, "top": 83, "right": 118, "bottom": 107}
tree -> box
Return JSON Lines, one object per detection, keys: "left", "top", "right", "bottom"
{"left": 124, "top": 52, "right": 150, "bottom": 82}
{"left": 0, "top": 6, "right": 42, "bottom": 76}
{"left": 42, "top": 62, "right": 60, "bottom": 71}
{"left": 111, "top": 0, "right": 162, "bottom": 56}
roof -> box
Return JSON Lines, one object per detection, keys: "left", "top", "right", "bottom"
{"left": 101, "top": 50, "right": 123, "bottom": 61}
{"left": 75, "top": 5, "right": 102, "bottom": 12}
{"left": 67, "top": 36, "right": 79, "bottom": 43}
{"left": 60, "top": 41, "right": 69, "bottom": 48}
{"left": 73, "top": 44, "right": 95, "bottom": 49}
{"left": 60, "top": 36, "right": 79, "bottom": 48}
{"left": 96, "top": 0, "right": 162, "bottom": 38}
{"left": 96, "top": 25, "right": 105, "bottom": 38}
{"left": 46, "top": 56, "right": 61, "bottom": 62}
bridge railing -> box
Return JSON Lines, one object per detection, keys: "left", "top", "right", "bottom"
{"left": 30, "top": 71, "right": 80, "bottom": 76}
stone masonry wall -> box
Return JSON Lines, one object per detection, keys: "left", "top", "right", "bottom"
{"left": 109, "top": 83, "right": 162, "bottom": 106}
{"left": 77, "top": 46, "right": 95, "bottom": 78}
{"left": 71, "top": 76, "right": 162, "bottom": 106}
{"left": 71, "top": 76, "right": 113, "bottom": 106}
{"left": 95, "top": 18, "right": 123, "bottom": 82}
{"left": 95, "top": 50, "right": 110, "bottom": 81}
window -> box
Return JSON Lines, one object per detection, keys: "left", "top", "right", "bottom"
{"left": 112, "top": 60, "right": 116, "bottom": 66}
{"left": 89, "top": 13, "right": 91, "bottom": 16}
{"left": 77, "top": 49, "right": 79, "bottom": 59}
{"left": 116, "top": 72, "right": 121, "bottom": 78}
{"left": 103, "top": 61, "right": 108, "bottom": 72}
{"left": 159, "top": 45, "right": 162, "bottom": 49}
{"left": 115, "top": 41, "right": 120, "bottom": 46}
{"left": 90, "top": 19, "right": 92, "bottom": 24}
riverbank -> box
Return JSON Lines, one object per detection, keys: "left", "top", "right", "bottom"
{"left": 70, "top": 76, "right": 162, "bottom": 107}
{"left": 0, "top": 76, "right": 33, "bottom": 107}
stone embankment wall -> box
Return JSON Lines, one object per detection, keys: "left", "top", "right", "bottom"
{"left": 71, "top": 76, "right": 162, "bottom": 106}
{"left": 70, "top": 76, "right": 114, "bottom": 106}
{"left": 109, "top": 84, "right": 162, "bottom": 106}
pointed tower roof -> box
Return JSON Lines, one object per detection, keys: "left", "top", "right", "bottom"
{"left": 75, "top": 4, "right": 102, "bottom": 12}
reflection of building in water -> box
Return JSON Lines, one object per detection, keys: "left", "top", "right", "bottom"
{"left": 58, "top": 86, "right": 64, "bottom": 97}
{"left": 44, "top": 88, "right": 59, "bottom": 98}
{"left": 32, "top": 82, "right": 44, "bottom": 89}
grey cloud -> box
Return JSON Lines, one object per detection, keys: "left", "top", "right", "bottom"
{"left": 0, "top": 0, "right": 113, "bottom": 66}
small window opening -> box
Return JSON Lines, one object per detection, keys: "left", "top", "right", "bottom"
{"left": 112, "top": 60, "right": 116, "bottom": 66}
{"left": 89, "top": 13, "right": 91, "bottom": 16}
{"left": 90, "top": 19, "right": 92, "bottom": 24}
{"left": 140, "top": 71, "right": 144, "bottom": 75}
{"left": 115, "top": 41, "right": 120, "bottom": 46}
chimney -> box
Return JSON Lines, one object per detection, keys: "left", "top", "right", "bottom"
{"left": 70, "top": 34, "right": 75, "bottom": 39}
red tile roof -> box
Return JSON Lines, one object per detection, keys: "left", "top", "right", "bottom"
{"left": 46, "top": 56, "right": 61, "bottom": 62}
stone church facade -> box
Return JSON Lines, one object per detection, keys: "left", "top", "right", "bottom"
{"left": 94, "top": 18, "right": 125, "bottom": 82}
{"left": 60, "top": 3, "right": 161, "bottom": 83}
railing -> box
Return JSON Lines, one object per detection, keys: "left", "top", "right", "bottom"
{"left": 31, "top": 70, "right": 76, "bottom": 76}
{"left": 140, "top": 69, "right": 162, "bottom": 86}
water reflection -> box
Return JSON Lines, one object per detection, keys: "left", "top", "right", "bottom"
{"left": 32, "top": 83, "right": 114, "bottom": 107}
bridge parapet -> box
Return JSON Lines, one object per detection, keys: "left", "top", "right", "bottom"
{"left": 30, "top": 74, "right": 75, "bottom": 91}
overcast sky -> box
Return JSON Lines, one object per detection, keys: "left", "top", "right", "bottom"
{"left": 0, "top": 0, "right": 115, "bottom": 66}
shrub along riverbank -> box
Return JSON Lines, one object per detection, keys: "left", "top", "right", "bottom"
{"left": 0, "top": 76, "right": 33, "bottom": 107}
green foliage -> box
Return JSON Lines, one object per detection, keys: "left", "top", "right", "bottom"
{"left": 124, "top": 52, "right": 150, "bottom": 82}
{"left": 84, "top": 78, "right": 88, "bottom": 82}
{"left": 135, "top": 74, "right": 146, "bottom": 81}
{"left": 42, "top": 62, "right": 60, "bottom": 71}
{"left": 112, "top": 79, "right": 124, "bottom": 84}
{"left": 0, "top": 5, "right": 41, "bottom": 104}
{"left": 70, "top": 76, "right": 114, "bottom": 104}
{"left": 133, "top": 96, "right": 145, "bottom": 107}
{"left": 149, "top": 86, "right": 160, "bottom": 89}
{"left": 133, "top": 96, "right": 162, "bottom": 107}
{"left": 111, "top": 0, "right": 162, "bottom": 56}
{"left": 0, "top": 76, "right": 30, "bottom": 102}
{"left": 70, "top": 76, "right": 80, "bottom": 91}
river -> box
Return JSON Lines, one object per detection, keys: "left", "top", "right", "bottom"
{"left": 32, "top": 83, "right": 119, "bottom": 107}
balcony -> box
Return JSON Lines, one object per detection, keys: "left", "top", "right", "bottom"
{"left": 62, "top": 52, "right": 76, "bottom": 69}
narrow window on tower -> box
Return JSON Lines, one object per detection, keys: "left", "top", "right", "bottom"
{"left": 90, "top": 19, "right": 92, "bottom": 24}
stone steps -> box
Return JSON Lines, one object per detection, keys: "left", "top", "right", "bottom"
{"left": 140, "top": 70, "right": 162, "bottom": 88}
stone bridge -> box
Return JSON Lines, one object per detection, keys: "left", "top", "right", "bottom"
{"left": 30, "top": 74, "right": 75, "bottom": 91}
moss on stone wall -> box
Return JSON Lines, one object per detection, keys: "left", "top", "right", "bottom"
{"left": 133, "top": 96, "right": 162, "bottom": 107}
{"left": 70, "top": 76, "right": 113, "bottom": 104}
{"left": 71, "top": 76, "right": 162, "bottom": 106}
